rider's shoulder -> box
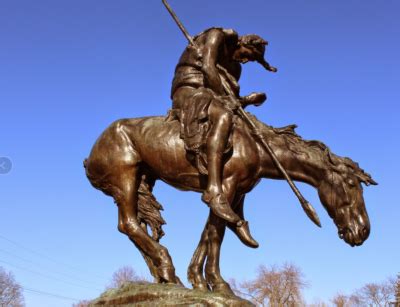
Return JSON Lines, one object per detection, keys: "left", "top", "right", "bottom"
{"left": 195, "top": 27, "right": 238, "bottom": 40}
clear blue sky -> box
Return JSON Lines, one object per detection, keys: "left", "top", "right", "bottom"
{"left": 0, "top": 1, "right": 399, "bottom": 306}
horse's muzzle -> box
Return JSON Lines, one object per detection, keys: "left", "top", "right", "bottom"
{"left": 339, "top": 225, "right": 370, "bottom": 247}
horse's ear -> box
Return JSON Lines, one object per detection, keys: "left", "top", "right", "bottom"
{"left": 366, "top": 178, "right": 378, "bottom": 186}
{"left": 357, "top": 172, "right": 378, "bottom": 186}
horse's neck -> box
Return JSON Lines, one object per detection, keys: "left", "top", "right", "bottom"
{"left": 258, "top": 132, "right": 327, "bottom": 189}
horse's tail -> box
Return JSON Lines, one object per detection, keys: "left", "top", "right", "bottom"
{"left": 137, "top": 178, "right": 166, "bottom": 241}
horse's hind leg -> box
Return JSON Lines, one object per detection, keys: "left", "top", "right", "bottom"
{"left": 118, "top": 209, "right": 160, "bottom": 282}
{"left": 114, "top": 167, "right": 178, "bottom": 283}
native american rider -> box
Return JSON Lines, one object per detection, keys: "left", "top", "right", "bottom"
{"left": 171, "top": 27, "right": 277, "bottom": 242}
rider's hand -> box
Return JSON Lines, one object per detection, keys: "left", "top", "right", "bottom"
{"left": 242, "top": 92, "right": 267, "bottom": 107}
{"left": 186, "top": 44, "right": 203, "bottom": 61}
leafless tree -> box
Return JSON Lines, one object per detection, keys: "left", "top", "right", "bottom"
{"left": 72, "top": 300, "right": 91, "bottom": 307}
{"left": 331, "top": 293, "right": 351, "bottom": 307}
{"left": 229, "top": 278, "right": 264, "bottom": 305}
{"left": 107, "top": 266, "right": 147, "bottom": 289}
{"left": 73, "top": 266, "right": 148, "bottom": 305}
{"left": 236, "top": 263, "right": 307, "bottom": 306}
{"left": 347, "top": 293, "right": 364, "bottom": 307}
{"left": 307, "top": 299, "right": 329, "bottom": 307}
{"left": 350, "top": 277, "right": 396, "bottom": 307}
{"left": 0, "top": 267, "right": 24, "bottom": 307}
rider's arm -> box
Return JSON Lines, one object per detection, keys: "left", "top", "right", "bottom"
{"left": 201, "top": 29, "right": 225, "bottom": 96}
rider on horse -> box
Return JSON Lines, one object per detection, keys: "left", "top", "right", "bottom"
{"left": 171, "top": 27, "right": 277, "bottom": 243}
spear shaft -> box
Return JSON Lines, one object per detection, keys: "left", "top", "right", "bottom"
{"left": 162, "top": 0, "right": 195, "bottom": 46}
{"left": 161, "top": 0, "right": 321, "bottom": 227}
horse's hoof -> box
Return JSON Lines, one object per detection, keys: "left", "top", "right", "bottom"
{"left": 212, "top": 282, "right": 235, "bottom": 296}
{"left": 174, "top": 276, "right": 184, "bottom": 287}
{"left": 157, "top": 265, "right": 177, "bottom": 284}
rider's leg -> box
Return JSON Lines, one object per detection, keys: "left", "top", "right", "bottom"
{"left": 207, "top": 101, "right": 231, "bottom": 196}
{"left": 202, "top": 100, "right": 240, "bottom": 224}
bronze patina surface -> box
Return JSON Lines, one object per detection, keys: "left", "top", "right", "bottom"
{"left": 84, "top": 0, "right": 376, "bottom": 297}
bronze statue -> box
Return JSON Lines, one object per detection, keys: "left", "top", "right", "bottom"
{"left": 84, "top": 0, "right": 377, "bottom": 296}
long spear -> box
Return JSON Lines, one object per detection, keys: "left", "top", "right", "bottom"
{"left": 161, "top": 0, "right": 321, "bottom": 227}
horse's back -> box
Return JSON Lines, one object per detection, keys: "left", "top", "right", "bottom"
{"left": 120, "top": 115, "right": 260, "bottom": 191}
{"left": 121, "top": 116, "right": 203, "bottom": 189}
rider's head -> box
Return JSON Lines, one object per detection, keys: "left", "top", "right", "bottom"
{"left": 234, "top": 34, "right": 267, "bottom": 64}
{"left": 234, "top": 34, "right": 277, "bottom": 72}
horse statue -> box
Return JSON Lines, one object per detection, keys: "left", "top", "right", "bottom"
{"left": 84, "top": 112, "right": 376, "bottom": 294}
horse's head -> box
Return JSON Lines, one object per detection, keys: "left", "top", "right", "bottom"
{"left": 318, "top": 157, "right": 377, "bottom": 247}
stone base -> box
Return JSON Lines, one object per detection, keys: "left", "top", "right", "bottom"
{"left": 90, "top": 282, "right": 255, "bottom": 306}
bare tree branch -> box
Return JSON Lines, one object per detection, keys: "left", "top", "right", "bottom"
{"left": 0, "top": 267, "right": 24, "bottom": 307}
{"left": 347, "top": 277, "right": 396, "bottom": 307}
{"left": 331, "top": 292, "right": 352, "bottom": 307}
{"left": 107, "top": 266, "right": 148, "bottom": 289}
{"left": 238, "top": 263, "right": 307, "bottom": 306}
{"left": 72, "top": 300, "right": 91, "bottom": 307}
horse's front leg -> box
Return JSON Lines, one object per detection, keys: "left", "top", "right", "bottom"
{"left": 204, "top": 211, "right": 232, "bottom": 294}
{"left": 187, "top": 218, "right": 210, "bottom": 291}
{"left": 188, "top": 191, "right": 238, "bottom": 292}
{"left": 203, "top": 183, "right": 242, "bottom": 295}
{"left": 206, "top": 194, "right": 258, "bottom": 295}
{"left": 188, "top": 190, "right": 246, "bottom": 293}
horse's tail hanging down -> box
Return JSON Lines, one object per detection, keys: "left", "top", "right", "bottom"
{"left": 137, "top": 176, "right": 166, "bottom": 242}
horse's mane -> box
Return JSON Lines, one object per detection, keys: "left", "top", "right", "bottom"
{"left": 247, "top": 113, "right": 376, "bottom": 185}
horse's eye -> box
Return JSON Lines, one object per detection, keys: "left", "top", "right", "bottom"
{"left": 348, "top": 179, "right": 355, "bottom": 187}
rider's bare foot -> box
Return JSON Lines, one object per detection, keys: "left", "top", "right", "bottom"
{"left": 202, "top": 191, "right": 240, "bottom": 224}
{"left": 234, "top": 220, "right": 259, "bottom": 248}
{"left": 202, "top": 190, "right": 258, "bottom": 247}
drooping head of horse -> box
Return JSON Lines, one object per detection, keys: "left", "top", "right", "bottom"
{"left": 255, "top": 118, "right": 377, "bottom": 247}
{"left": 317, "top": 154, "right": 377, "bottom": 246}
